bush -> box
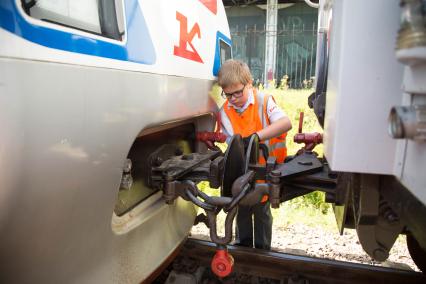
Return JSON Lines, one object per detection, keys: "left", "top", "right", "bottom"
{"left": 289, "top": 191, "right": 330, "bottom": 215}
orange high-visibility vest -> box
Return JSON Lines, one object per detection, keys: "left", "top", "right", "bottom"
{"left": 223, "top": 89, "right": 287, "bottom": 203}
{"left": 223, "top": 89, "right": 287, "bottom": 164}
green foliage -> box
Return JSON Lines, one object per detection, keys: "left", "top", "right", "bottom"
{"left": 267, "top": 88, "right": 323, "bottom": 156}
{"left": 198, "top": 181, "right": 220, "bottom": 197}
{"left": 272, "top": 199, "right": 336, "bottom": 230}
{"left": 288, "top": 191, "right": 331, "bottom": 214}
{"left": 279, "top": 75, "right": 289, "bottom": 90}
{"left": 209, "top": 84, "right": 225, "bottom": 107}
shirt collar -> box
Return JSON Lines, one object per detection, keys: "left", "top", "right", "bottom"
{"left": 227, "top": 89, "right": 254, "bottom": 113}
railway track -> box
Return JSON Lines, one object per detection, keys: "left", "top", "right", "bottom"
{"left": 154, "top": 238, "right": 426, "bottom": 283}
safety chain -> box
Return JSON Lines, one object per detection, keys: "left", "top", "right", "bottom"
{"left": 163, "top": 171, "right": 258, "bottom": 245}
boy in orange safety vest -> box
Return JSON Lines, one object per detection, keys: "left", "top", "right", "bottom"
{"left": 218, "top": 59, "right": 292, "bottom": 250}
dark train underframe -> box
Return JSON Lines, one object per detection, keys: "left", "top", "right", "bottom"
{"left": 144, "top": 132, "right": 426, "bottom": 272}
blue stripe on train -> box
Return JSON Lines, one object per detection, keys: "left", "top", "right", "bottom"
{"left": 213, "top": 31, "right": 232, "bottom": 76}
{"left": 0, "top": 0, "right": 156, "bottom": 64}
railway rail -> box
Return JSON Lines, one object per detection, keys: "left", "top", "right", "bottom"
{"left": 154, "top": 238, "right": 426, "bottom": 283}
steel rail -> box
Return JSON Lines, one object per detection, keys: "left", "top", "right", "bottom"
{"left": 180, "top": 238, "right": 425, "bottom": 284}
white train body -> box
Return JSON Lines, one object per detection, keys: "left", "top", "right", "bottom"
{"left": 315, "top": 0, "right": 426, "bottom": 267}
{"left": 0, "top": 0, "right": 230, "bottom": 283}
{"left": 321, "top": 0, "right": 426, "bottom": 205}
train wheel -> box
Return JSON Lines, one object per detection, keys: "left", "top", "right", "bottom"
{"left": 407, "top": 233, "right": 426, "bottom": 272}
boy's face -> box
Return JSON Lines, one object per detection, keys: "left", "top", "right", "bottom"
{"left": 222, "top": 83, "right": 251, "bottom": 108}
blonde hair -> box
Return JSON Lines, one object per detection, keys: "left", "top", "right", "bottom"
{"left": 217, "top": 59, "right": 253, "bottom": 88}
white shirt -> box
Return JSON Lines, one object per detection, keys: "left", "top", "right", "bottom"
{"left": 220, "top": 90, "right": 287, "bottom": 141}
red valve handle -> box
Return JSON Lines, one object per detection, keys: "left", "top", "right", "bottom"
{"left": 196, "top": 131, "right": 227, "bottom": 150}
{"left": 294, "top": 111, "right": 323, "bottom": 151}
{"left": 298, "top": 111, "right": 304, "bottom": 133}
{"left": 211, "top": 249, "right": 234, "bottom": 278}
{"left": 195, "top": 112, "right": 227, "bottom": 150}
{"left": 294, "top": 132, "right": 323, "bottom": 145}
{"left": 196, "top": 131, "right": 227, "bottom": 143}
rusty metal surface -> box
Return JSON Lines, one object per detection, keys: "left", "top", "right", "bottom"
{"left": 178, "top": 238, "right": 426, "bottom": 284}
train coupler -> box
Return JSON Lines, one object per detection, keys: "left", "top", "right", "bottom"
{"left": 149, "top": 134, "right": 340, "bottom": 277}
{"left": 211, "top": 245, "right": 234, "bottom": 278}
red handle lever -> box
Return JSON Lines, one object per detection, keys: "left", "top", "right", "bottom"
{"left": 294, "top": 111, "right": 323, "bottom": 151}
{"left": 294, "top": 132, "right": 323, "bottom": 145}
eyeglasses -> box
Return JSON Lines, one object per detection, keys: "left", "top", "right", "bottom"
{"left": 221, "top": 85, "right": 246, "bottom": 99}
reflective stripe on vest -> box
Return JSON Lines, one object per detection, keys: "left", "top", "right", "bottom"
{"left": 256, "top": 89, "right": 287, "bottom": 163}
{"left": 269, "top": 141, "right": 286, "bottom": 152}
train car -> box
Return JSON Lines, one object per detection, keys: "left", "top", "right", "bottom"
{"left": 310, "top": 0, "right": 426, "bottom": 271}
{"left": 0, "top": 0, "right": 231, "bottom": 283}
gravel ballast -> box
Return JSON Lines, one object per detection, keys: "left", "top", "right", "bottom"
{"left": 191, "top": 220, "right": 419, "bottom": 272}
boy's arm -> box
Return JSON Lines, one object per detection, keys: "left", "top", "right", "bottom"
{"left": 256, "top": 96, "right": 292, "bottom": 140}
{"left": 256, "top": 116, "right": 292, "bottom": 141}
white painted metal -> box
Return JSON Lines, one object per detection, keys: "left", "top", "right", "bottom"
{"left": 264, "top": 0, "right": 278, "bottom": 86}
{"left": 322, "top": 0, "right": 426, "bottom": 205}
{"left": 394, "top": 95, "right": 426, "bottom": 203}
{"left": 323, "top": 0, "right": 404, "bottom": 175}
{"left": 394, "top": 47, "right": 426, "bottom": 203}
{"left": 0, "top": 56, "right": 212, "bottom": 284}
